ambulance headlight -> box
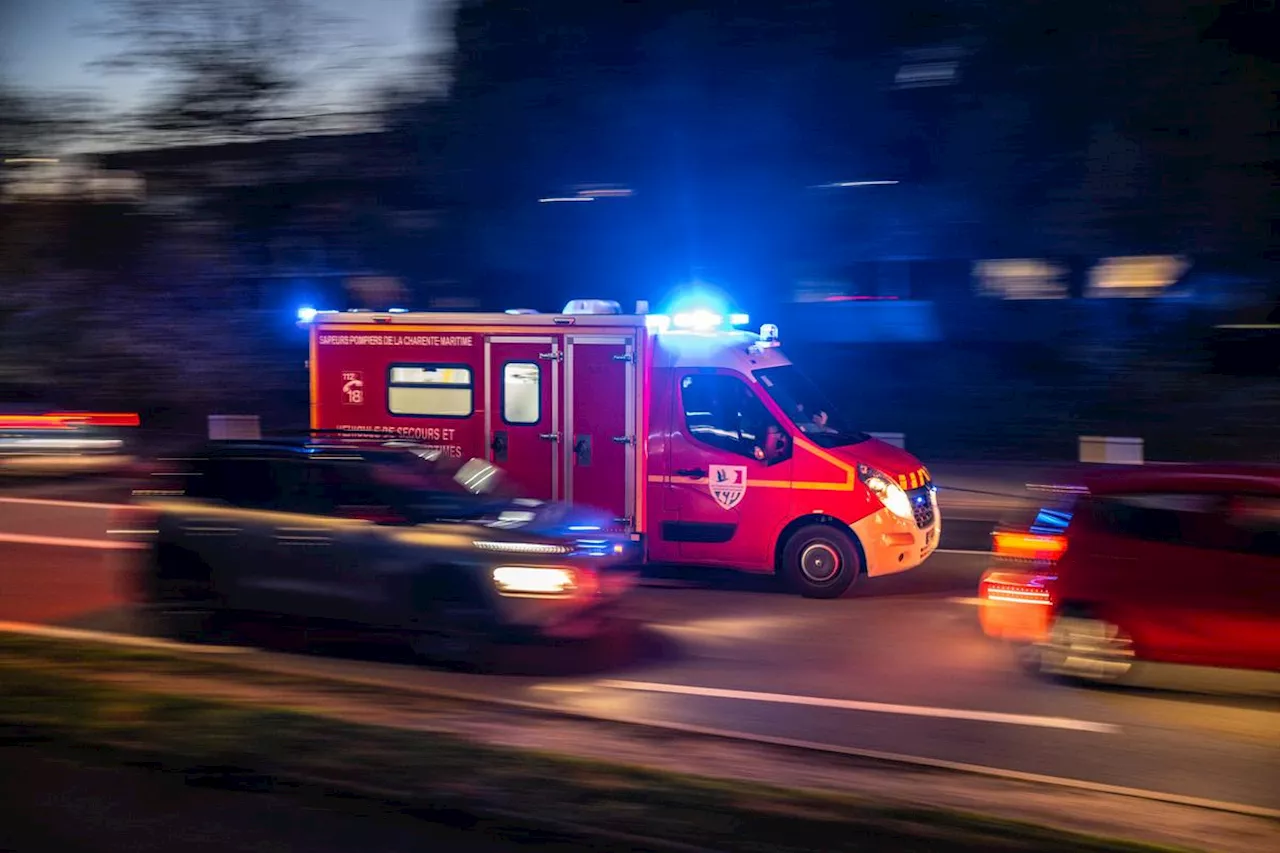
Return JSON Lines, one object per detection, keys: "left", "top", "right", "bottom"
{"left": 492, "top": 566, "right": 578, "bottom": 596}
{"left": 858, "top": 464, "right": 913, "bottom": 519}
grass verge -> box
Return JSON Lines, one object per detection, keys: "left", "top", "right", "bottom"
{"left": 0, "top": 634, "right": 1193, "bottom": 853}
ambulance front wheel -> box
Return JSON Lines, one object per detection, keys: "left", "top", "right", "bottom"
{"left": 781, "top": 525, "right": 861, "bottom": 599}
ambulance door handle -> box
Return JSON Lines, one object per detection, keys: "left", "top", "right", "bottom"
{"left": 677, "top": 468, "right": 707, "bottom": 478}
{"left": 538, "top": 432, "right": 559, "bottom": 442}
{"left": 491, "top": 431, "right": 508, "bottom": 463}
{"left": 574, "top": 435, "right": 591, "bottom": 466}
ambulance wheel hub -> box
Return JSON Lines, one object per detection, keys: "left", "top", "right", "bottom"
{"left": 799, "top": 542, "right": 841, "bottom": 583}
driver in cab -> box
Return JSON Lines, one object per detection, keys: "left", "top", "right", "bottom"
{"left": 794, "top": 403, "right": 837, "bottom": 435}
{"left": 753, "top": 422, "right": 789, "bottom": 465}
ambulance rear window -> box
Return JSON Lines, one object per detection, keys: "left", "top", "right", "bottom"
{"left": 388, "top": 364, "right": 473, "bottom": 418}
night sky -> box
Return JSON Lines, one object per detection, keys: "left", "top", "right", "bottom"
{"left": 2, "top": 0, "right": 437, "bottom": 110}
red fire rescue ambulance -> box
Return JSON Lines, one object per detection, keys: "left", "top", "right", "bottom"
{"left": 303, "top": 299, "right": 940, "bottom": 597}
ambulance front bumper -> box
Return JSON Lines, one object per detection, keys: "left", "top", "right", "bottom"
{"left": 850, "top": 501, "right": 941, "bottom": 578}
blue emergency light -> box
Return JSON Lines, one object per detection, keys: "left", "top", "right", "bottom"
{"left": 672, "top": 309, "right": 722, "bottom": 331}
{"left": 297, "top": 306, "right": 318, "bottom": 324}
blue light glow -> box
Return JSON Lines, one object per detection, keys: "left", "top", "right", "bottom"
{"left": 673, "top": 310, "right": 723, "bottom": 331}
{"left": 663, "top": 284, "right": 748, "bottom": 333}
{"left": 297, "top": 306, "right": 318, "bottom": 324}
{"left": 645, "top": 314, "right": 672, "bottom": 333}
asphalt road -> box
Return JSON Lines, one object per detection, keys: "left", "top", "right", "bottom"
{"left": 1, "top": 488, "right": 1277, "bottom": 817}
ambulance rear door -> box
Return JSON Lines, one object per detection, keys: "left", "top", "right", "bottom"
{"left": 564, "top": 333, "right": 636, "bottom": 531}
{"left": 485, "top": 336, "right": 560, "bottom": 500}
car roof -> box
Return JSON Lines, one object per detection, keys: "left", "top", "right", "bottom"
{"left": 196, "top": 435, "right": 443, "bottom": 461}
{"left": 1083, "top": 464, "right": 1280, "bottom": 497}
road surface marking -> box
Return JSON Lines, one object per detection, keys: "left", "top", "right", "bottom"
{"left": 595, "top": 680, "right": 1120, "bottom": 733}
{"left": 0, "top": 621, "right": 250, "bottom": 654}
{"left": 9, "top": 626, "right": 1260, "bottom": 818}
{"left": 237, "top": 656, "right": 1278, "bottom": 819}
{"left": 936, "top": 548, "right": 991, "bottom": 556}
{"left": 0, "top": 495, "right": 128, "bottom": 511}
{"left": 0, "top": 531, "right": 145, "bottom": 551}
{"left": 948, "top": 597, "right": 987, "bottom": 606}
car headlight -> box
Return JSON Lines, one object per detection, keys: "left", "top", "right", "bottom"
{"left": 858, "top": 464, "right": 914, "bottom": 519}
{"left": 492, "top": 566, "right": 578, "bottom": 596}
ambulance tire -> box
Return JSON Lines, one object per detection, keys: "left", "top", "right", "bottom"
{"left": 782, "top": 525, "right": 861, "bottom": 599}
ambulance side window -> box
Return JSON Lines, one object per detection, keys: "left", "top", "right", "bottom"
{"left": 387, "top": 364, "right": 473, "bottom": 418}
{"left": 501, "top": 362, "right": 541, "bottom": 425}
{"left": 679, "top": 374, "right": 785, "bottom": 461}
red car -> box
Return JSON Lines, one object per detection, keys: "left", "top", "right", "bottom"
{"left": 979, "top": 465, "right": 1280, "bottom": 689}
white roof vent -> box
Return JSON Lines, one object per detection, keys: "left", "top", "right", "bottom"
{"left": 562, "top": 299, "right": 621, "bottom": 315}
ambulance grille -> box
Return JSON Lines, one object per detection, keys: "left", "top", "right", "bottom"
{"left": 908, "top": 485, "right": 936, "bottom": 529}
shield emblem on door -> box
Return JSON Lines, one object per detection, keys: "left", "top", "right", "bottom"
{"left": 708, "top": 465, "right": 747, "bottom": 510}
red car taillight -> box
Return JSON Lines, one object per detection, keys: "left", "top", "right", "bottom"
{"left": 992, "top": 531, "right": 1068, "bottom": 563}
{"left": 0, "top": 412, "right": 140, "bottom": 430}
{"left": 979, "top": 572, "right": 1055, "bottom": 606}
{"left": 979, "top": 569, "right": 1056, "bottom": 641}
{"left": 62, "top": 412, "right": 141, "bottom": 428}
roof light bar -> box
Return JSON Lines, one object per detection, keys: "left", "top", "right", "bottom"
{"left": 644, "top": 314, "right": 672, "bottom": 333}
{"left": 673, "top": 309, "right": 722, "bottom": 331}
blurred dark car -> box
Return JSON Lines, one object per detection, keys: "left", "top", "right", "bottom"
{"left": 978, "top": 465, "right": 1280, "bottom": 691}
{"left": 116, "top": 435, "right": 639, "bottom": 664}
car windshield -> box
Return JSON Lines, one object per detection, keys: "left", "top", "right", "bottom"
{"left": 754, "top": 365, "right": 869, "bottom": 448}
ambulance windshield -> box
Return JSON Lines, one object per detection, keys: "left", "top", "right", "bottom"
{"left": 755, "top": 366, "right": 869, "bottom": 448}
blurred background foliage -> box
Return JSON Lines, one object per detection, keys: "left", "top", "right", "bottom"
{"left": 0, "top": 0, "right": 1276, "bottom": 455}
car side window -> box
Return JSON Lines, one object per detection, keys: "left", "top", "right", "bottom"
{"left": 1087, "top": 492, "right": 1271, "bottom": 554}
{"left": 679, "top": 373, "right": 789, "bottom": 464}
{"left": 193, "top": 457, "right": 278, "bottom": 509}
{"left": 267, "top": 458, "right": 324, "bottom": 514}
{"left": 295, "top": 460, "right": 393, "bottom": 516}
{"left": 1225, "top": 496, "right": 1280, "bottom": 557}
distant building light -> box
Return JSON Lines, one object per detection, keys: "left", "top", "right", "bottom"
{"left": 4, "top": 158, "right": 60, "bottom": 165}
{"left": 813, "top": 180, "right": 899, "bottom": 189}
{"left": 576, "top": 188, "right": 633, "bottom": 198}
{"left": 538, "top": 196, "right": 594, "bottom": 203}
{"left": 894, "top": 61, "right": 960, "bottom": 89}
{"left": 1087, "top": 256, "right": 1188, "bottom": 298}
{"left": 974, "top": 259, "right": 1068, "bottom": 300}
